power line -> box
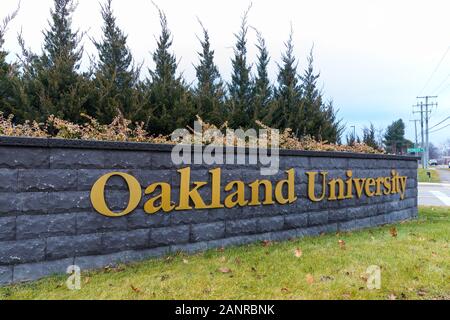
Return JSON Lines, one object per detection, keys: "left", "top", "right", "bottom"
{"left": 419, "top": 46, "right": 450, "bottom": 95}
{"left": 437, "top": 81, "right": 450, "bottom": 95}
{"left": 430, "top": 115, "right": 450, "bottom": 130}
{"left": 430, "top": 123, "right": 450, "bottom": 134}
{"left": 432, "top": 73, "right": 450, "bottom": 95}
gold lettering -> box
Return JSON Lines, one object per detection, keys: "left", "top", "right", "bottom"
{"left": 375, "top": 177, "right": 384, "bottom": 196}
{"left": 383, "top": 177, "right": 392, "bottom": 195}
{"left": 249, "top": 180, "right": 274, "bottom": 206}
{"left": 328, "top": 178, "right": 345, "bottom": 201}
{"left": 275, "top": 169, "right": 297, "bottom": 205}
{"left": 345, "top": 171, "right": 354, "bottom": 199}
{"left": 176, "top": 167, "right": 208, "bottom": 210}
{"left": 90, "top": 172, "right": 142, "bottom": 217}
{"left": 90, "top": 167, "right": 410, "bottom": 219}
{"left": 307, "top": 171, "right": 328, "bottom": 202}
{"left": 224, "top": 181, "right": 248, "bottom": 208}
{"left": 353, "top": 178, "right": 366, "bottom": 198}
{"left": 391, "top": 170, "right": 398, "bottom": 194}
{"left": 399, "top": 176, "right": 408, "bottom": 200}
{"left": 144, "top": 183, "right": 174, "bottom": 214}
{"left": 209, "top": 168, "right": 225, "bottom": 209}
{"left": 364, "top": 178, "right": 376, "bottom": 197}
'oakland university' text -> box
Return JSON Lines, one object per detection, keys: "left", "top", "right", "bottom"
{"left": 90, "top": 168, "right": 408, "bottom": 217}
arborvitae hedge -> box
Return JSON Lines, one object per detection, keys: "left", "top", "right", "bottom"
{"left": 2, "top": 0, "right": 344, "bottom": 143}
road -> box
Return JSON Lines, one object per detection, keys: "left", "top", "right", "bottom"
{"left": 436, "top": 168, "right": 450, "bottom": 183}
{"left": 419, "top": 183, "right": 450, "bottom": 206}
{"left": 418, "top": 168, "right": 450, "bottom": 207}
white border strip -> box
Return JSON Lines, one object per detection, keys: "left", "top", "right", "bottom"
{"left": 419, "top": 182, "right": 450, "bottom": 187}
{"left": 430, "top": 191, "right": 450, "bottom": 206}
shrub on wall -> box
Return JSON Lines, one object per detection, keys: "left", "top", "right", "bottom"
{"left": 0, "top": 112, "right": 381, "bottom": 154}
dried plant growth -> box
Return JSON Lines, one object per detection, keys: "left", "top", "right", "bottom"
{"left": 0, "top": 112, "right": 381, "bottom": 154}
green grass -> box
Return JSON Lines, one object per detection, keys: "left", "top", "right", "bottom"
{"left": 418, "top": 169, "right": 441, "bottom": 183}
{"left": 1, "top": 207, "right": 449, "bottom": 300}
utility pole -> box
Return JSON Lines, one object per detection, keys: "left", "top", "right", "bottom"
{"left": 416, "top": 96, "right": 438, "bottom": 169}
{"left": 413, "top": 103, "right": 426, "bottom": 168}
{"left": 410, "top": 119, "right": 419, "bottom": 156}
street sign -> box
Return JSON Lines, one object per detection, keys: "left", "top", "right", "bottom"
{"left": 408, "top": 148, "right": 424, "bottom": 153}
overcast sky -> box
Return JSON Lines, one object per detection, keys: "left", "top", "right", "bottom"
{"left": 1, "top": 0, "right": 450, "bottom": 145}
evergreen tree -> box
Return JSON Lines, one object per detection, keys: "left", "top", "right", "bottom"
{"left": 289, "top": 47, "right": 343, "bottom": 143}
{"left": 21, "top": 0, "right": 90, "bottom": 123}
{"left": 384, "top": 119, "right": 409, "bottom": 154}
{"left": 320, "top": 100, "right": 344, "bottom": 143}
{"left": 194, "top": 20, "right": 226, "bottom": 125}
{"left": 146, "top": 6, "right": 194, "bottom": 134}
{"left": 297, "top": 47, "right": 322, "bottom": 137}
{"left": 363, "top": 123, "right": 379, "bottom": 149}
{"left": 228, "top": 7, "right": 253, "bottom": 129}
{"left": 346, "top": 131, "right": 357, "bottom": 146}
{"left": 92, "top": 0, "right": 141, "bottom": 123}
{"left": 270, "top": 29, "right": 301, "bottom": 131}
{"left": 0, "top": 7, "right": 27, "bottom": 121}
{"left": 252, "top": 29, "right": 272, "bottom": 122}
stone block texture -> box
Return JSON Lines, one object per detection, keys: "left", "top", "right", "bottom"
{"left": 0, "top": 138, "right": 418, "bottom": 285}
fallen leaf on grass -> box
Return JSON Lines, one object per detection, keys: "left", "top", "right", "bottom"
{"left": 417, "top": 289, "right": 428, "bottom": 297}
{"left": 203, "top": 288, "right": 212, "bottom": 294}
{"left": 160, "top": 275, "right": 170, "bottom": 281}
{"left": 388, "top": 294, "right": 397, "bottom": 300}
{"left": 306, "top": 274, "right": 315, "bottom": 285}
{"left": 218, "top": 267, "right": 232, "bottom": 274}
{"left": 338, "top": 240, "right": 346, "bottom": 250}
{"left": 131, "top": 285, "right": 141, "bottom": 293}
{"left": 320, "top": 276, "right": 334, "bottom": 282}
{"left": 262, "top": 240, "right": 272, "bottom": 247}
{"left": 390, "top": 227, "right": 398, "bottom": 238}
{"left": 281, "top": 288, "right": 290, "bottom": 293}
{"left": 294, "top": 248, "right": 303, "bottom": 258}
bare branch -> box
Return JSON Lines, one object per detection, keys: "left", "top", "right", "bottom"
{"left": 0, "top": 1, "right": 21, "bottom": 47}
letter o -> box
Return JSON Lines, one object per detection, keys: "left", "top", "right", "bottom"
{"left": 90, "top": 172, "right": 142, "bottom": 217}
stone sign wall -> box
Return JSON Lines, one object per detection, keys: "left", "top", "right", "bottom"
{"left": 0, "top": 137, "right": 418, "bottom": 285}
